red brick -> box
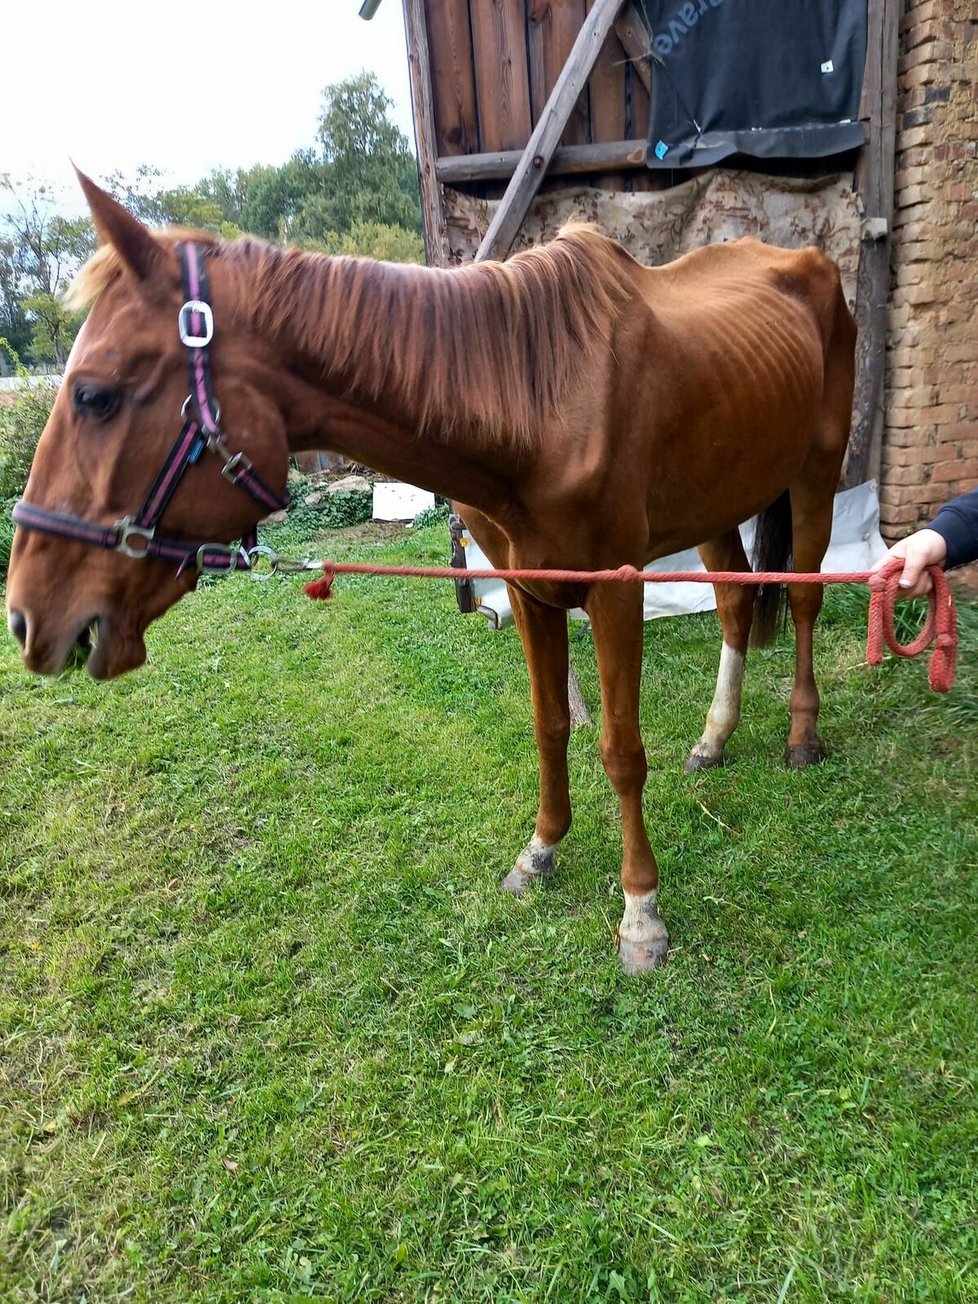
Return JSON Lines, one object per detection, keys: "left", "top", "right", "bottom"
{"left": 881, "top": 444, "right": 942, "bottom": 467}
{"left": 938, "top": 384, "right": 978, "bottom": 405}
{"left": 879, "top": 503, "right": 927, "bottom": 527}
{"left": 886, "top": 425, "right": 940, "bottom": 447}
{"left": 931, "top": 458, "right": 978, "bottom": 482}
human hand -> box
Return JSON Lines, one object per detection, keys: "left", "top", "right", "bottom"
{"left": 875, "top": 529, "right": 948, "bottom": 598}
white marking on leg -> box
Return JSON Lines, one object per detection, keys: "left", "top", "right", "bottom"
{"left": 617, "top": 889, "right": 670, "bottom": 972}
{"left": 500, "top": 834, "right": 557, "bottom": 895}
{"left": 619, "top": 890, "right": 666, "bottom": 943}
{"left": 692, "top": 643, "right": 745, "bottom": 763}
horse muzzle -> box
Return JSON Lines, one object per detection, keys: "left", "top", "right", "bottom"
{"left": 6, "top": 603, "right": 139, "bottom": 679}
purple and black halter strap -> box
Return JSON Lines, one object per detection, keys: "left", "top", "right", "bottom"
{"left": 12, "top": 242, "right": 290, "bottom": 576}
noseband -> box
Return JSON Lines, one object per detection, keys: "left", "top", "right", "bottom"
{"left": 11, "top": 242, "right": 290, "bottom": 576}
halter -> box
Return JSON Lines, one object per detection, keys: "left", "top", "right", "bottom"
{"left": 11, "top": 242, "right": 290, "bottom": 576}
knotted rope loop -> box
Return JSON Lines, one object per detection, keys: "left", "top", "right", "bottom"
{"left": 866, "top": 557, "right": 956, "bottom": 692}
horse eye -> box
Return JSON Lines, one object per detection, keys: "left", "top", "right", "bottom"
{"left": 72, "top": 382, "right": 122, "bottom": 421}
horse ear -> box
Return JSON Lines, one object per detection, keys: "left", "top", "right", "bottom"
{"left": 74, "top": 167, "right": 169, "bottom": 286}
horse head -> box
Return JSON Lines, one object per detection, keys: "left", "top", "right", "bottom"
{"left": 6, "top": 173, "right": 292, "bottom": 678}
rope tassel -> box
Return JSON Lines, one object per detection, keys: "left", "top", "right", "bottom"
{"left": 303, "top": 565, "right": 336, "bottom": 601}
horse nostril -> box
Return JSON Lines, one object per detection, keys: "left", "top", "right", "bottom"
{"left": 8, "top": 609, "right": 28, "bottom": 649}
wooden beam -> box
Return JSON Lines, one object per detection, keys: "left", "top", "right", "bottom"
{"left": 476, "top": 0, "right": 627, "bottom": 261}
{"left": 437, "top": 138, "right": 647, "bottom": 184}
{"left": 402, "top": 0, "right": 450, "bottom": 266}
{"left": 844, "top": 0, "right": 899, "bottom": 489}
{"left": 614, "top": 2, "right": 652, "bottom": 94}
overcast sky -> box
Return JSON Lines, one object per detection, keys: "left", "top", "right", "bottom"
{"left": 4, "top": 1, "right": 415, "bottom": 211}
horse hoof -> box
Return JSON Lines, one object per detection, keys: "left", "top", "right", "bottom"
{"left": 500, "top": 838, "right": 556, "bottom": 895}
{"left": 685, "top": 750, "right": 724, "bottom": 774}
{"left": 785, "top": 742, "right": 826, "bottom": 770}
{"left": 617, "top": 932, "right": 670, "bottom": 974}
{"left": 500, "top": 867, "right": 536, "bottom": 895}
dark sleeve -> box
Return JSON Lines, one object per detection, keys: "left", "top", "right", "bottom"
{"left": 930, "top": 485, "right": 978, "bottom": 570}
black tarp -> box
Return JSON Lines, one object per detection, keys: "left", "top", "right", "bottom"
{"left": 639, "top": 0, "right": 867, "bottom": 169}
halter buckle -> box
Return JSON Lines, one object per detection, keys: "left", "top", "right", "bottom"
{"left": 220, "top": 450, "right": 253, "bottom": 483}
{"left": 195, "top": 543, "right": 249, "bottom": 574}
{"left": 178, "top": 299, "right": 215, "bottom": 348}
{"left": 114, "top": 517, "right": 155, "bottom": 559}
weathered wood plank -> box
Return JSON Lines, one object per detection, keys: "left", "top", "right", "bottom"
{"left": 402, "top": 0, "right": 450, "bottom": 266}
{"left": 614, "top": 2, "right": 652, "bottom": 94}
{"left": 476, "top": 0, "right": 627, "bottom": 261}
{"left": 528, "top": 0, "right": 590, "bottom": 146}
{"left": 586, "top": 0, "right": 627, "bottom": 187}
{"left": 845, "top": 0, "right": 899, "bottom": 489}
{"left": 626, "top": 45, "right": 655, "bottom": 190}
{"left": 470, "top": 0, "right": 534, "bottom": 152}
{"left": 437, "top": 138, "right": 646, "bottom": 183}
{"left": 427, "top": 0, "right": 479, "bottom": 157}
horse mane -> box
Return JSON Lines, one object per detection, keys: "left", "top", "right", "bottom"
{"left": 69, "top": 223, "right": 635, "bottom": 447}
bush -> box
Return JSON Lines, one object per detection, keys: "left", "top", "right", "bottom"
{"left": 306, "top": 490, "right": 373, "bottom": 530}
{"left": 0, "top": 382, "right": 57, "bottom": 500}
{"left": 413, "top": 501, "right": 450, "bottom": 530}
{"left": 0, "top": 497, "right": 14, "bottom": 581}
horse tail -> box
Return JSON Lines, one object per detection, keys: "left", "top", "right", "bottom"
{"left": 749, "top": 490, "right": 792, "bottom": 649}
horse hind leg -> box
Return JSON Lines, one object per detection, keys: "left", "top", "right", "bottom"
{"left": 685, "top": 530, "right": 755, "bottom": 772}
{"left": 784, "top": 448, "right": 847, "bottom": 769}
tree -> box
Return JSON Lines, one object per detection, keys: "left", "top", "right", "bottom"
{"left": 313, "top": 72, "right": 422, "bottom": 236}
{"left": 0, "top": 235, "right": 31, "bottom": 370}
{"left": 223, "top": 74, "right": 423, "bottom": 250}
{"left": 0, "top": 175, "right": 92, "bottom": 369}
{"left": 106, "top": 166, "right": 237, "bottom": 235}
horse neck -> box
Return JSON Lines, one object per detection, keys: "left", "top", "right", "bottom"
{"left": 220, "top": 234, "right": 628, "bottom": 507}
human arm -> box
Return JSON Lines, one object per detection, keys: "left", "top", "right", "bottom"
{"left": 875, "top": 484, "right": 978, "bottom": 598}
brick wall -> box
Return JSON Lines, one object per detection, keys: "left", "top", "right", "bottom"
{"left": 879, "top": 0, "right": 978, "bottom": 537}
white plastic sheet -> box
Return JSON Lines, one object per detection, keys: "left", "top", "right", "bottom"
{"left": 460, "top": 481, "right": 888, "bottom": 630}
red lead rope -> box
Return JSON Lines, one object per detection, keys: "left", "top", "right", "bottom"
{"left": 304, "top": 556, "right": 958, "bottom": 693}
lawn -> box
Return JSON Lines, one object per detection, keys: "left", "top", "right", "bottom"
{"left": 1, "top": 517, "right": 976, "bottom": 1303}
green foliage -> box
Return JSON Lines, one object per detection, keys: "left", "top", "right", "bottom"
{"left": 314, "top": 219, "right": 424, "bottom": 263}
{"left": 303, "top": 489, "right": 373, "bottom": 530}
{"left": 0, "top": 495, "right": 14, "bottom": 576}
{"left": 0, "top": 234, "right": 31, "bottom": 366}
{"left": 107, "top": 165, "right": 239, "bottom": 235}
{"left": 229, "top": 74, "right": 422, "bottom": 254}
{"left": 314, "top": 72, "right": 422, "bottom": 236}
{"left": 413, "top": 500, "right": 451, "bottom": 530}
{"left": 0, "top": 357, "right": 56, "bottom": 503}
{"left": 0, "top": 175, "right": 94, "bottom": 368}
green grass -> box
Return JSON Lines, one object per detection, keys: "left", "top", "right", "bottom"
{"left": 1, "top": 519, "right": 976, "bottom": 1303}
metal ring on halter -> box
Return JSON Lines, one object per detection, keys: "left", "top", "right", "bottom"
{"left": 246, "top": 545, "right": 278, "bottom": 579}
{"left": 181, "top": 394, "right": 222, "bottom": 427}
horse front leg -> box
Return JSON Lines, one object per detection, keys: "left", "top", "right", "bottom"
{"left": 586, "top": 583, "right": 669, "bottom": 973}
{"left": 501, "top": 588, "right": 573, "bottom": 894}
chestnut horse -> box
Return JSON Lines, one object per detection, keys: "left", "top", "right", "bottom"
{"left": 6, "top": 175, "right": 856, "bottom": 972}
